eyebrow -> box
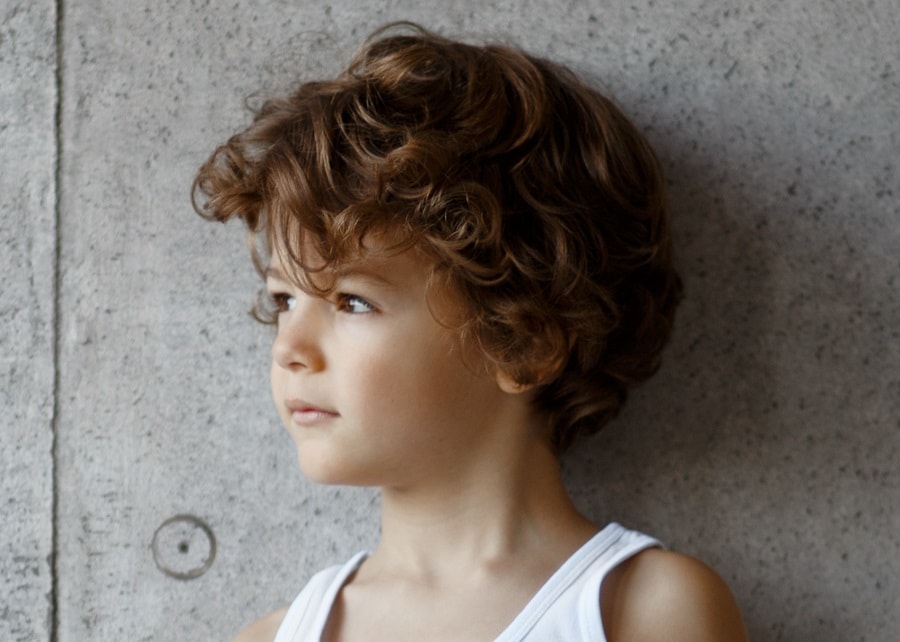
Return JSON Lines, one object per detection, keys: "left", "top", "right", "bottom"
{"left": 265, "top": 266, "right": 288, "bottom": 281}
{"left": 265, "top": 264, "right": 397, "bottom": 289}
{"left": 333, "top": 264, "right": 398, "bottom": 288}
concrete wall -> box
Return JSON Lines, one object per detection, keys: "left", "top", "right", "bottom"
{"left": 1, "top": 2, "right": 57, "bottom": 640}
{"left": 2, "top": 0, "right": 897, "bottom": 640}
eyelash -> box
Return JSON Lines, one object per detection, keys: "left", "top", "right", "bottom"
{"left": 335, "top": 293, "right": 376, "bottom": 314}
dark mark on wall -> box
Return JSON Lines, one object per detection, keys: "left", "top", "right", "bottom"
{"left": 151, "top": 514, "right": 216, "bottom": 580}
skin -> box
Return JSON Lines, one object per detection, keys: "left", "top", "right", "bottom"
{"left": 231, "top": 244, "right": 747, "bottom": 642}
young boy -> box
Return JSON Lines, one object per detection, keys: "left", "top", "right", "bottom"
{"left": 193, "top": 23, "right": 747, "bottom": 642}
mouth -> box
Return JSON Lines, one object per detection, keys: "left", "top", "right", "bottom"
{"left": 284, "top": 399, "right": 339, "bottom": 426}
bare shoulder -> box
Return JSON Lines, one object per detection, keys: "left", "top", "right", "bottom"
{"left": 230, "top": 607, "right": 289, "bottom": 642}
{"left": 601, "top": 548, "right": 748, "bottom": 642}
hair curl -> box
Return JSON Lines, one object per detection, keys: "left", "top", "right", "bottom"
{"left": 192, "top": 23, "right": 682, "bottom": 452}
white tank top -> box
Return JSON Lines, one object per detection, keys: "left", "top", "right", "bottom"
{"left": 273, "top": 522, "right": 659, "bottom": 641}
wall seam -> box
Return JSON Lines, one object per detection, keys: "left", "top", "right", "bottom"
{"left": 50, "top": 0, "right": 65, "bottom": 641}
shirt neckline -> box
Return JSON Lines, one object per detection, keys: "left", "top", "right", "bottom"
{"left": 314, "top": 523, "right": 624, "bottom": 641}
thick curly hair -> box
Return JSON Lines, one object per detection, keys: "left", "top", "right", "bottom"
{"left": 192, "top": 23, "right": 682, "bottom": 452}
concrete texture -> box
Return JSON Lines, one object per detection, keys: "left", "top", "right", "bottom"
{"left": 2, "top": 0, "right": 897, "bottom": 640}
{"left": 0, "top": 2, "right": 57, "bottom": 641}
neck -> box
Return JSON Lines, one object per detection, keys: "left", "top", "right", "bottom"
{"left": 368, "top": 433, "right": 597, "bottom": 582}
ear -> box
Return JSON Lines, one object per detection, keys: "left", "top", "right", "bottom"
{"left": 492, "top": 326, "right": 572, "bottom": 394}
{"left": 495, "top": 369, "right": 535, "bottom": 395}
{"left": 494, "top": 350, "right": 568, "bottom": 395}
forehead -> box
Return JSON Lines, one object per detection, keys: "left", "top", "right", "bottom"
{"left": 266, "top": 235, "right": 431, "bottom": 291}
{"left": 267, "top": 222, "right": 416, "bottom": 269}
{"left": 265, "top": 250, "right": 399, "bottom": 292}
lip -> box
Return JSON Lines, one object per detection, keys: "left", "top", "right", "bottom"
{"left": 285, "top": 398, "right": 339, "bottom": 426}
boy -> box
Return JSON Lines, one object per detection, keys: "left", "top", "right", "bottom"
{"left": 193, "top": 23, "right": 747, "bottom": 642}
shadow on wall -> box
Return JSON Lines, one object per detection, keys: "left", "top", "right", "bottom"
{"left": 562, "top": 125, "right": 888, "bottom": 641}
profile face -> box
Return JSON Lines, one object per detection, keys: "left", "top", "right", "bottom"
{"left": 266, "top": 243, "right": 514, "bottom": 488}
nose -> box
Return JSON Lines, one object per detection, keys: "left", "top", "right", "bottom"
{"left": 271, "top": 295, "right": 326, "bottom": 372}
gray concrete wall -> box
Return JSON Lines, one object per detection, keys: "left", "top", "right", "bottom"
{"left": 2, "top": 0, "right": 897, "bottom": 640}
{"left": 1, "top": 1, "right": 57, "bottom": 641}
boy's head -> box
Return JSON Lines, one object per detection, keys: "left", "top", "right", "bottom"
{"left": 192, "top": 23, "right": 682, "bottom": 452}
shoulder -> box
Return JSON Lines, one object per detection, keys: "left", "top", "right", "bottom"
{"left": 601, "top": 548, "right": 748, "bottom": 642}
{"left": 230, "top": 607, "right": 289, "bottom": 642}
{"left": 230, "top": 556, "right": 364, "bottom": 642}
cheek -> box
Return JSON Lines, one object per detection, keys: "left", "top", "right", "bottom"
{"left": 330, "top": 345, "right": 410, "bottom": 416}
{"left": 370, "top": 340, "right": 487, "bottom": 418}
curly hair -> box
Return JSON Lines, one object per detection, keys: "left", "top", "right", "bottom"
{"left": 192, "top": 23, "right": 682, "bottom": 452}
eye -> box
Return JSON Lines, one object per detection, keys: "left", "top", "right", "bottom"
{"left": 269, "top": 291, "right": 296, "bottom": 314}
{"left": 336, "top": 293, "right": 376, "bottom": 314}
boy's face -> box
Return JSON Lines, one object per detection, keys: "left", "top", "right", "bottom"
{"left": 265, "top": 240, "right": 522, "bottom": 489}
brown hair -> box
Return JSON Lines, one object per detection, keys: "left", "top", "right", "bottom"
{"left": 192, "top": 23, "right": 682, "bottom": 452}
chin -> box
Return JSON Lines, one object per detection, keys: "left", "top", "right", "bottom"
{"left": 293, "top": 444, "right": 372, "bottom": 487}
